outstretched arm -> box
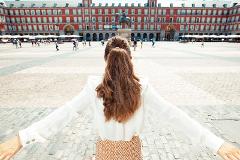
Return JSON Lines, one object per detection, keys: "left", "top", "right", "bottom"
{"left": 143, "top": 82, "right": 240, "bottom": 160}
{"left": 0, "top": 77, "right": 95, "bottom": 160}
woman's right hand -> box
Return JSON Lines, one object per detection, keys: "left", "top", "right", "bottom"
{"left": 218, "top": 142, "right": 240, "bottom": 160}
{"left": 0, "top": 135, "right": 22, "bottom": 160}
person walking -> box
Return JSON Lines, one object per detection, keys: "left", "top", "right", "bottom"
{"left": 140, "top": 40, "right": 143, "bottom": 49}
{"left": 73, "top": 40, "right": 76, "bottom": 51}
{"left": 0, "top": 36, "right": 239, "bottom": 160}
{"left": 55, "top": 42, "right": 59, "bottom": 51}
{"left": 201, "top": 40, "right": 205, "bottom": 48}
{"left": 151, "top": 39, "right": 155, "bottom": 47}
{"left": 133, "top": 39, "right": 137, "bottom": 51}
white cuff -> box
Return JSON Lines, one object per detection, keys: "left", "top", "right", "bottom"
{"left": 18, "top": 128, "right": 46, "bottom": 148}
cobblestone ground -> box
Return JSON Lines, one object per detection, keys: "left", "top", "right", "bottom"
{"left": 0, "top": 42, "right": 239, "bottom": 160}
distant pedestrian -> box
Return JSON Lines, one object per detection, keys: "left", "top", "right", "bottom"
{"left": 88, "top": 40, "right": 91, "bottom": 46}
{"left": 101, "top": 40, "right": 104, "bottom": 46}
{"left": 201, "top": 41, "right": 204, "bottom": 48}
{"left": 55, "top": 42, "right": 59, "bottom": 51}
{"left": 133, "top": 39, "right": 137, "bottom": 51}
{"left": 151, "top": 39, "right": 155, "bottom": 47}
{"left": 73, "top": 41, "right": 76, "bottom": 51}
{"left": 18, "top": 40, "right": 22, "bottom": 48}
{"left": 140, "top": 40, "right": 143, "bottom": 48}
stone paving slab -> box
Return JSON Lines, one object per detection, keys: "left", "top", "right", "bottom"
{"left": 0, "top": 42, "right": 239, "bottom": 160}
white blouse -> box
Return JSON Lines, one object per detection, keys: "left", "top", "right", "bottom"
{"left": 19, "top": 75, "right": 224, "bottom": 154}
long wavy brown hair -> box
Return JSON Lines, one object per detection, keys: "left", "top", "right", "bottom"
{"left": 96, "top": 37, "right": 141, "bottom": 123}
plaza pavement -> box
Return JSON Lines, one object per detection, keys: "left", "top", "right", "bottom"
{"left": 0, "top": 41, "right": 239, "bottom": 160}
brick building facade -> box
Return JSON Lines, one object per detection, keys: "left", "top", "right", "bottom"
{"left": 0, "top": 0, "right": 239, "bottom": 41}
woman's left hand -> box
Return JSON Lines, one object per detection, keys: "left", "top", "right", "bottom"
{"left": 0, "top": 135, "right": 22, "bottom": 160}
{"left": 218, "top": 142, "right": 240, "bottom": 160}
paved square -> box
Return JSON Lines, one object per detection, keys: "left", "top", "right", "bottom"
{"left": 0, "top": 42, "right": 239, "bottom": 160}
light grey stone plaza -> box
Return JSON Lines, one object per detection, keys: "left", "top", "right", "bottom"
{"left": 0, "top": 41, "right": 239, "bottom": 160}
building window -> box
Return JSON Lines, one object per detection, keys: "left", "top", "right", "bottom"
{"left": 162, "top": 9, "right": 166, "bottom": 15}
{"left": 37, "top": 17, "right": 41, "bottom": 23}
{"left": 98, "top": 9, "right": 102, "bottom": 14}
{"left": 11, "top": 17, "right": 15, "bottom": 23}
{"left": 144, "top": 9, "right": 148, "bottom": 15}
{"left": 78, "top": 17, "right": 82, "bottom": 23}
{"left": 151, "top": 9, "right": 155, "bottom": 15}
{"left": 150, "top": 25, "right": 154, "bottom": 30}
{"left": 31, "top": 10, "right": 35, "bottom": 15}
{"left": 59, "top": 17, "right": 62, "bottom": 23}
{"left": 176, "top": 17, "right": 180, "bottom": 23}
{"left": 16, "top": 18, "right": 20, "bottom": 23}
{"left": 137, "top": 24, "right": 141, "bottom": 30}
{"left": 170, "top": 9, "right": 174, "bottom": 16}
{"left": 207, "top": 10, "right": 212, "bottom": 15}
{"left": 65, "top": 9, "right": 69, "bottom": 15}
{"left": 138, "top": 17, "right": 141, "bottom": 23}
{"left": 28, "top": 25, "right": 32, "bottom": 31}
{"left": 99, "top": 25, "right": 103, "bottom": 30}
{"left": 91, "top": 9, "right": 95, "bottom": 14}
{"left": 150, "top": 17, "right": 154, "bottom": 23}
{"left": 180, "top": 25, "right": 184, "bottom": 31}
{"left": 33, "top": 25, "right": 37, "bottom": 31}
{"left": 162, "top": 17, "right": 166, "bottom": 22}
{"left": 38, "top": 25, "right": 43, "bottom": 31}
{"left": 78, "top": 25, "right": 82, "bottom": 30}
{"left": 25, "top": 10, "right": 30, "bottom": 15}
{"left": 98, "top": 17, "right": 102, "bottom": 22}
{"left": 20, "top": 10, "right": 24, "bottom": 15}
{"left": 27, "top": 17, "right": 31, "bottom": 23}
{"left": 66, "top": 17, "right": 70, "bottom": 23}
{"left": 105, "top": 9, "right": 108, "bottom": 14}
{"left": 202, "top": 10, "right": 206, "bottom": 15}
{"left": 138, "top": 9, "right": 141, "bottom": 15}
{"left": 90, "top": 16, "right": 95, "bottom": 23}
{"left": 144, "top": 17, "right": 148, "bottom": 22}
{"left": 15, "top": 10, "right": 19, "bottom": 15}
{"left": 73, "top": 9, "right": 77, "bottom": 15}
{"left": 36, "top": 10, "right": 40, "bottom": 15}
{"left": 111, "top": 9, "right": 115, "bottom": 14}
{"left": 42, "top": 10, "right": 46, "bottom": 15}
{"left": 43, "top": 17, "right": 47, "bottom": 23}
{"left": 21, "top": 17, "right": 26, "bottom": 23}
{"left": 48, "top": 17, "right": 52, "bottom": 23}
{"left": 47, "top": 10, "right": 52, "bottom": 15}
{"left": 144, "top": 24, "right": 147, "bottom": 30}
{"left": 53, "top": 10, "right": 57, "bottom": 15}
{"left": 191, "top": 17, "right": 195, "bottom": 23}
{"left": 44, "top": 25, "right": 48, "bottom": 31}
{"left": 181, "top": 17, "right": 185, "bottom": 23}
{"left": 54, "top": 17, "right": 58, "bottom": 23}
{"left": 111, "top": 17, "right": 115, "bottom": 22}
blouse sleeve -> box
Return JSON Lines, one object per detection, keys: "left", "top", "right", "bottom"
{"left": 18, "top": 77, "right": 95, "bottom": 148}
{"left": 143, "top": 81, "right": 224, "bottom": 155}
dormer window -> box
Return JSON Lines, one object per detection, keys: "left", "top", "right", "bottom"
{"left": 213, "top": 4, "right": 216, "bottom": 8}
{"left": 42, "top": 3, "right": 46, "bottom": 7}
{"left": 202, "top": 4, "right": 206, "bottom": 8}
{"left": 65, "top": 3, "right": 69, "bottom": 7}
{"left": 192, "top": 4, "right": 195, "bottom": 8}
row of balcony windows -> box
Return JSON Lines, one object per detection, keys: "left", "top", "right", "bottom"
{"left": 1, "top": 8, "right": 240, "bottom": 16}
{"left": 3, "top": 16, "right": 239, "bottom": 24}
{"left": 5, "top": 23, "right": 240, "bottom": 32}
